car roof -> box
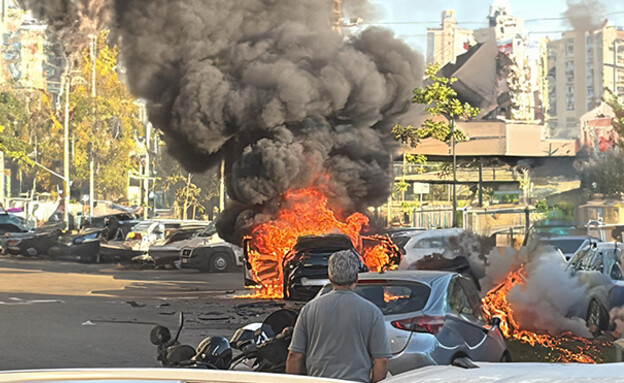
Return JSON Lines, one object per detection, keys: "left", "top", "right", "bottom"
{"left": 539, "top": 236, "right": 596, "bottom": 241}
{"left": 397, "top": 228, "right": 464, "bottom": 239}
{"left": 358, "top": 270, "right": 456, "bottom": 284}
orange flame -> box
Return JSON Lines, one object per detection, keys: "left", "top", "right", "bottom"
{"left": 241, "top": 187, "right": 399, "bottom": 298}
{"left": 482, "top": 265, "right": 610, "bottom": 363}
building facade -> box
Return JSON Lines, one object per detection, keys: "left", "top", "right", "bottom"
{"left": 548, "top": 24, "right": 624, "bottom": 138}
{"left": 426, "top": 10, "right": 475, "bottom": 66}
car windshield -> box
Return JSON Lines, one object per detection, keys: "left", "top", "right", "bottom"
{"left": 320, "top": 280, "right": 431, "bottom": 315}
{"left": 542, "top": 239, "right": 586, "bottom": 254}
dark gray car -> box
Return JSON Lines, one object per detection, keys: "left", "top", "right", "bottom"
{"left": 318, "top": 270, "right": 509, "bottom": 375}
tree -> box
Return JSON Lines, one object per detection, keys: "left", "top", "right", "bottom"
{"left": 392, "top": 63, "right": 479, "bottom": 226}
{"left": 580, "top": 150, "right": 624, "bottom": 198}
{"left": 163, "top": 167, "right": 206, "bottom": 220}
{"left": 605, "top": 88, "right": 624, "bottom": 146}
{"left": 392, "top": 63, "right": 479, "bottom": 148}
{"left": 67, "top": 30, "right": 143, "bottom": 200}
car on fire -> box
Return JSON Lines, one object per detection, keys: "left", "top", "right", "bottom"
{"left": 317, "top": 270, "right": 510, "bottom": 375}
{"left": 566, "top": 242, "right": 624, "bottom": 337}
{"left": 282, "top": 234, "right": 369, "bottom": 301}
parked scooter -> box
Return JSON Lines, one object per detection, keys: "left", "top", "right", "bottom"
{"left": 150, "top": 309, "right": 298, "bottom": 372}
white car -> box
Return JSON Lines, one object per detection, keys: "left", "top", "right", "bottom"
{"left": 396, "top": 228, "right": 465, "bottom": 270}
{"left": 537, "top": 236, "right": 600, "bottom": 262}
{"left": 385, "top": 362, "right": 624, "bottom": 382}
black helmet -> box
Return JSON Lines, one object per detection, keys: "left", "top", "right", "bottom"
{"left": 194, "top": 336, "right": 232, "bottom": 369}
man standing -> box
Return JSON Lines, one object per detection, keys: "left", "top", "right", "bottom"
{"left": 286, "top": 250, "right": 391, "bottom": 382}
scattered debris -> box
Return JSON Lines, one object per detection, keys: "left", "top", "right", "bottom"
{"left": 126, "top": 300, "right": 146, "bottom": 308}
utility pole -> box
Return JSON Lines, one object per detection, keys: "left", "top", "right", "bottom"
{"left": 331, "top": 0, "right": 342, "bottom": 34}
{"left": 63, "top": 76, "right": 70, "bottom": 230}
{"left": 0, "top": 150, "right": 4, "bottom": 209}
{"left": 89, "top": 34, "right": 96, "bottom": 221}
{"left": 144, "top": 122, "right": 151, "bottom": 219}
{"left": 219, "top": 157, "right": 225, "bottom": 212}
{"left": 451, "top": 118, "right": 457, "bottom": 228}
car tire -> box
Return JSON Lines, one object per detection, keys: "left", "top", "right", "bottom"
{"left": 500, "top": 350, "right": 512, "bottom": 362}
{"left": 209, "top": 252, "right": 231, "bottom": 273}
{"left": 586, "top": 299, "right": 608, "bottom": 338}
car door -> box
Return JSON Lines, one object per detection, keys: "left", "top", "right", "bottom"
{"left": 437, "top": 276, "right": 492, "bottom": 361}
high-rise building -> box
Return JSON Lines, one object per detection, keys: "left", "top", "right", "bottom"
{"left": 426, "top": 10, "right": 475, "bottom": 66}
{"left": 547, "top": 23, "right": 624, "bottom": 138}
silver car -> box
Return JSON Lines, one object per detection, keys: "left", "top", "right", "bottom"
{"left": 318, "top": 270, "right": 509, "bottom": 375}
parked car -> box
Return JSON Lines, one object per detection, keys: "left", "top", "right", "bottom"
{"left": 566, "top": 242, "right": 624, "bottom": 337}
{"left": 0, "top": 212, "right": 29, "bottom": 234}
{"left": 0, "top": 220, "right": 64, "bottom": 256}
{"left": 317, "top": 270, "right": 510, "bottom": 375}
{"left": 145, "top": 225, "right": 212, "bottom": 268}
{"left": 180, "top": 227, "right": 243, "bottom": 273}
{"left": 281, "top": 234, "right": 368, "bottom": 301}
{"left": 47, "top": 228, "right": 104, "bottom": 263}
{"left": 397, "top": 228, "right": 465, "bottom": 270}
{"left": 101, "top": 220, "right": 208, "bottom": 262}
{"left": 537, "top": 236, "right": 600, "bottom": 262}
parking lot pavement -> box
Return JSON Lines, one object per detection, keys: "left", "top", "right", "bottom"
{"left": 0, "top": 257, "right": 300, "bottom": 370}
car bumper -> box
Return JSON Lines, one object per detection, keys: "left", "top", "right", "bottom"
{"left": 388, "top": 333, "right": 438, "bottom": 375}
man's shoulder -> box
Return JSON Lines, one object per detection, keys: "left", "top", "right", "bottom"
{"left": 310, "top": 290, "right": 382, "bottom": 313}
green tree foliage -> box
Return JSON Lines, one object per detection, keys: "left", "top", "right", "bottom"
{"left": 605, "top": 88, "right": 624, "bottom": 146}
{"left": 163, "top": 167, "right": 205, "bottom": 220}
{"left": 68, "top": 31, "right": 143, "bottom": 200}
{"left": 392, "top": 63, "right": 479, "bottom": 149}
{"left": 580, "top": 150, "right": 624, "bottom": 198}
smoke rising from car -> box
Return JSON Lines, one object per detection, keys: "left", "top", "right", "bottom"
{"left": 108, "top": 0, "right": 422, "bottom": 241}
{"left": 482, "top": 246, "right": 591, "bottom": 337}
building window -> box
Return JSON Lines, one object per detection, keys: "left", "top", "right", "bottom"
{"left": 565, "top": 60, "right": 574, "bottom": 76}
{"left": 567, "top": 39, "right": 574, "bottom": 56}
{"left": 566, "top": 94, "right": 575, "bottom": 111}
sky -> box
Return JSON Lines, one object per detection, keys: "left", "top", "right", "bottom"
{"left": 359, "top": 0, "right": 624, "bottom": 53}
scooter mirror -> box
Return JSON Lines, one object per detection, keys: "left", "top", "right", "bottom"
{"left": 150, "top": 325, "right": 171, "bottom": 346}
{"left": 173, "top": 312, "right": 185, "bottom": 343}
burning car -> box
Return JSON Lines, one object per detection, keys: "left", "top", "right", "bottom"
{"left": 282, "top": 234, "right": 368, "bottom": 301}
{"left": 566, "top": 242, "right": 624, "bottom": 337}
{"left": 317, "top": 270, "right": 510, "bottom": 374}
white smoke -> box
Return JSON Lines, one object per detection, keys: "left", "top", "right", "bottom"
{"left": 481, "top": 245, "right": 591, "bottom": 337}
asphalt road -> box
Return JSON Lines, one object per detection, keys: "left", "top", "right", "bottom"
{"left": 0, "top": 257, "right": 297, "bottom": 370}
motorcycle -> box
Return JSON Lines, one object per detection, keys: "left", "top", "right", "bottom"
{"left": 150, "top": 309, "right": 298, "bottom": 372}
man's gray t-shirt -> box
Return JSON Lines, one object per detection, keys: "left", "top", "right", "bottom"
{"left": 289, "top": 289, "right": 391, "bottom": 383}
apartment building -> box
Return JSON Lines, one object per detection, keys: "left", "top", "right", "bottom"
{"left": 548, "top": 24, "right": 624, "bottom": 138}
{"left": 426, "top": 9, "right": 475, "bottom": 66}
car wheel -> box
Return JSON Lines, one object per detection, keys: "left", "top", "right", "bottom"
{"left": 500, "top": 350, "right": 512, "bottom": 362}
{"left": 210, "top": 252, "right": 231, "bottom": 272}
{"left": 586, "top": 299, "right": 608, "bottom": 337}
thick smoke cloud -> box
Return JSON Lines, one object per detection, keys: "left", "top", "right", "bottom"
{"left": 21, "top": 0, "right": 423, "bottom": 241}
{"left": 110, "top": 0, "right": 422, "bottom": 240}
{"left": 564, "top": 0, "right": 606, "bottom": 31}
{"left": 18, "top": 0, "right": 110, "bottom": 58}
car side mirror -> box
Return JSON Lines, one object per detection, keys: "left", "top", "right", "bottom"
{"left": 490, "top": 317, "right": 501, "bottom": 328}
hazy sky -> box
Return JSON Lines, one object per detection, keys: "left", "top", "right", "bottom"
{"left": 362, "top": 0, "right": 624, "bottom": 53}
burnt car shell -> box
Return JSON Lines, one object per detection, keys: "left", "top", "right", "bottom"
{"left": 282, "top": 234, "right": 367, "bottom": 301}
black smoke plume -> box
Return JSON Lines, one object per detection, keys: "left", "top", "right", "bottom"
{"left": 24, "top": 0, "right": 423, "bottom": 242}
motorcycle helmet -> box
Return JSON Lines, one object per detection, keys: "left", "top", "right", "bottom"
{"left": 194, "top": 336, "right": 233, "bottom": 369}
